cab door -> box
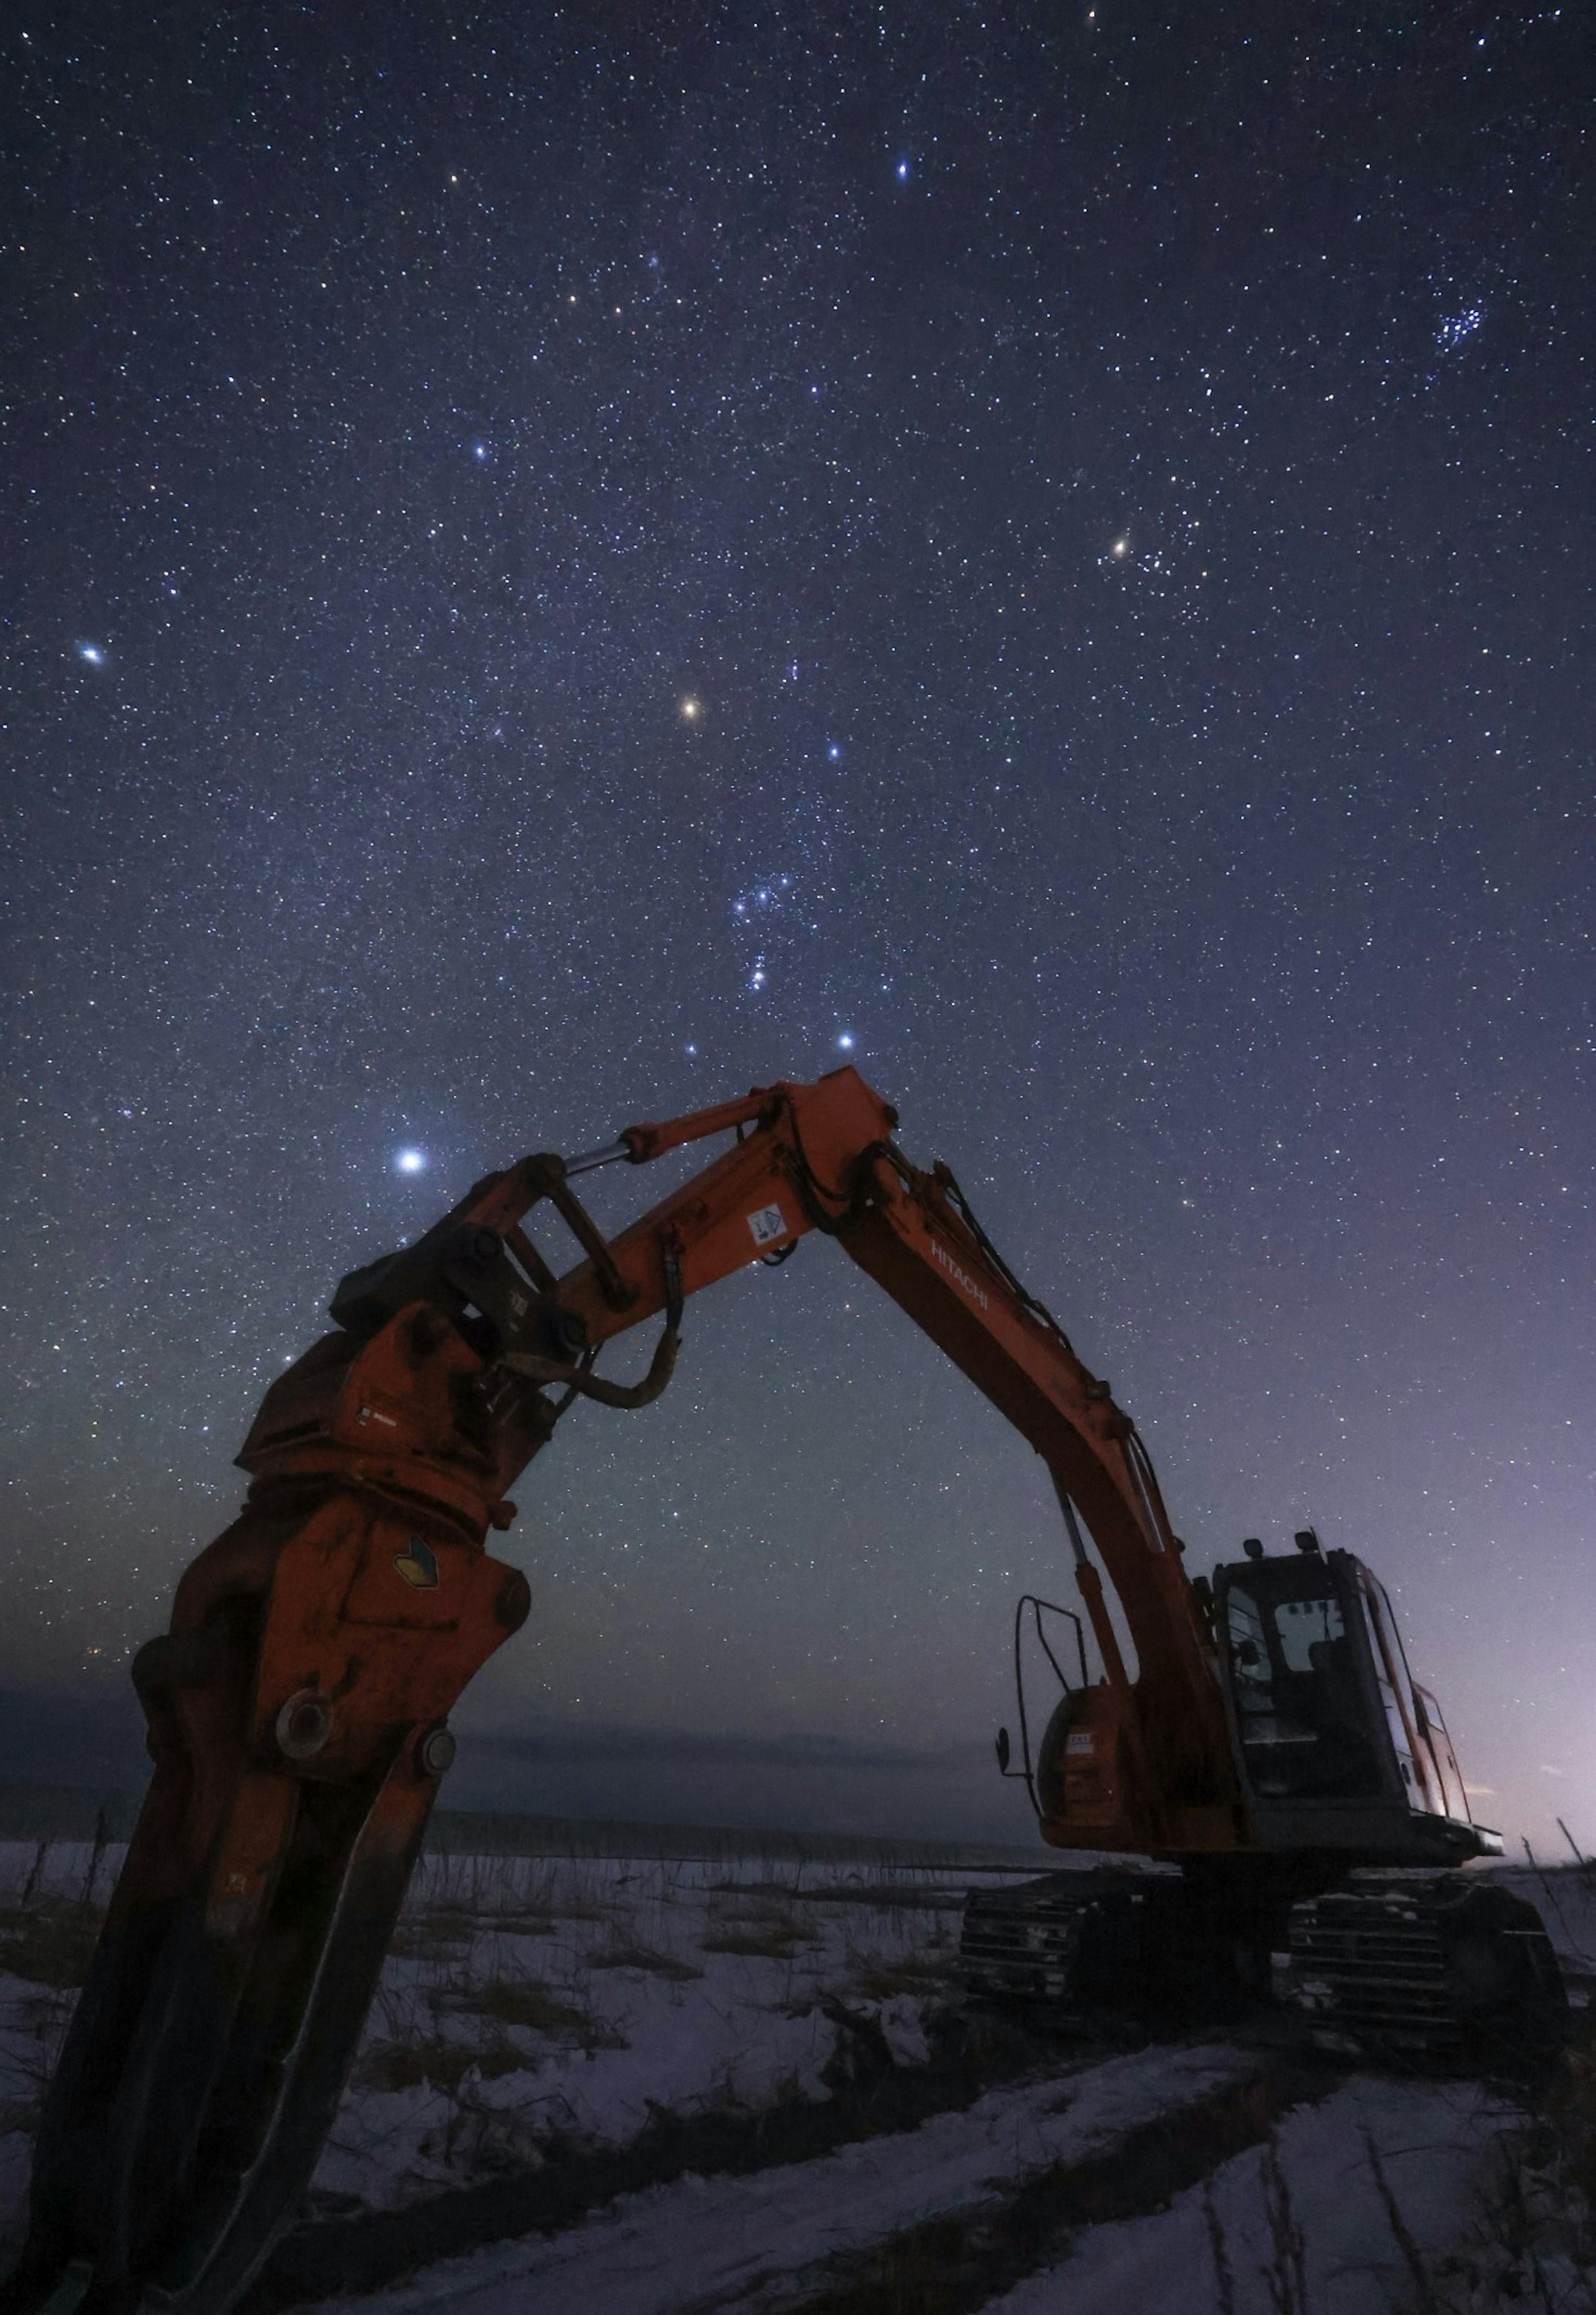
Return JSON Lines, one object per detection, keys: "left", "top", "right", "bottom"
{"left": 1355, "top": 1571, "right": 1441, "bottom": 1818}
{"left": 1413, "top": 1686, "right": 1473, "bottom": 1824}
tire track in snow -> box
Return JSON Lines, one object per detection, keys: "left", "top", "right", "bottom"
{"left": 977, "top": 2076, "right": 1514, "bottom": 2315}
{"left": 290, "top": 2043, "right": 1263, "bottom": 2315}
{"left": 788, "top": 2059, "right": 1329, "bottom": 2313}
{"left": 257, "top": 2012, "right": 1118, "bottom": 2308}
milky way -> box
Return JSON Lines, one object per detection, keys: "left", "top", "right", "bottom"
{"left": 2, "top": 3, "right": 1591, "bottom": 1845}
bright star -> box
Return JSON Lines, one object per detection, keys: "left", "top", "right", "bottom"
{"left": 828, "top": 744, "right": 841, "bottom": 760}
{"left": 1112, "top": 539, "right": 1129, "bottom": 557}
{"left": 680, "top": 697, "right": 701, "bottom": 720}
{"left": 395, "top": 1148, "right": 426, "bottom": 1175}
{"left": 896, "top": 160, "right": 910, "bottom": 181}
{"left": 78, "top": 643, "right": 105, "bottom": 665}
{"left": 472, "top": 443, "right": 489, "bottom": 461}
{"left": 837, "top": 1034, "right": 855, "bottom": 1051}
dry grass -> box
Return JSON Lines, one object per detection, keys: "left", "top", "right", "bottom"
{"left": 589, "top": 1941, "right": 703, "bottom": 1983}
{"left": 848, "top": 1957, "right": 955, "bottom": 2001}
{"left": 457, "top": 1974, "right": 613, "bottom": 2035}
{"left": 0, "top": 1900, "right": 104, "bottom": 1989}
{"left": 804, "top": 2214, "right": 973, "bottom": 2313}
{"left": 700, "top": 1926, "right": 810, "bottom": 1960}
{"left": 389, "top": 1911, "right": 477, "bottom": 1959}
{"left": 355, "top": 2038, "right": 534, "bottom": 2095}
{"left": 700, "top": 1889, "right": 815, "bottom": 1962}
{"left": 706, "top": 1871, "right": 966, "bottom": 1917}
{"left": 355, "top": 1964, "right": 625, "bottom": 2092}
{"left": 1416, "top": 2029, "right": 1596, "bottom": 2309}
{"left": 801, "top": 1883, "right": 969, "bottom": 1915}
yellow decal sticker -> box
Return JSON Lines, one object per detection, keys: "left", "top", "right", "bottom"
{"left": 394, "top": 1538, "right": 440, "bottom": 1588}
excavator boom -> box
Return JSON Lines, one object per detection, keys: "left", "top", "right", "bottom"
{"left": 548, "top": 1070, "right": 1236, "bottom": 1850}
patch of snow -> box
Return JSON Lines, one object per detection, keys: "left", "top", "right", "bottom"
{"left": 985, "top": 2075, "right": 1515, "bottom": 2315}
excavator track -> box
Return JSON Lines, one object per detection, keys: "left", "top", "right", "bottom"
{"left": 959, "top": 1870, "right": 1214, "bottom": 2019}
{"left": 959, "top": 1874, "right": 1110, "bottom": 2005}
{"left": 961, "top": 1868, "right": 1569, "bottom": 2074}
{"left": 1286, "top": 1872, "right": 1568, "bottom": 2071}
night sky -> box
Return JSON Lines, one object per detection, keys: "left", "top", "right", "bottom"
{"left": 3, "top": 2, "right": 1591, "bottom": 1851}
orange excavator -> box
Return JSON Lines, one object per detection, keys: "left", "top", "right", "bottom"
{"left": 6, "top": 1067, "right": 1562, "bottom": 2315}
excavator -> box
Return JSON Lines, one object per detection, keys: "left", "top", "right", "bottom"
{"left": 5, "top": 1065, "right": 1563, "bottom": 2315}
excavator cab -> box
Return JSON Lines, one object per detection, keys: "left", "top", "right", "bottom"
{"left": 1212, "top": 1533, "right": 1499, "bottom": 1864}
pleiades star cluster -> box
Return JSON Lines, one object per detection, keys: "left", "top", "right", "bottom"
{"left": 2, "top": 2, "right": 1590, "bottom": 1843}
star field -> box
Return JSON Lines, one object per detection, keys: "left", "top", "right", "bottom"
{"left": 1, "top": 2, "right": 1592, "bottom": 1842}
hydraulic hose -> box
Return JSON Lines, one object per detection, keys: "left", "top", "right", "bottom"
{"left": 500, "top": 1316, "right": 679, "bottom": 1409}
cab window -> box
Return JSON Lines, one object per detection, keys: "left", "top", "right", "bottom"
{"left": 1225, "top": 1578, "right": 1383, "bottom": 1800}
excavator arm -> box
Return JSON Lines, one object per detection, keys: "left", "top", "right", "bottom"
{"left": 7, "top": 1067, "right": 1240, "bottom": 2315}
{"left": 543, "top": 1068, "right": 1236, "bottom": 1847}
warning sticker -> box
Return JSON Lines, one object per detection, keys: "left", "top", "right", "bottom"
{"left": 1065, "top": 1731, "right": 1096, "bottom": 1756}
{"left": 746, "top": 1204, "right": 788, "bottom": 1249}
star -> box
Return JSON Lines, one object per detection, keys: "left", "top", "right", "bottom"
{"left": 6, "top": 0, "right": 1586, "bottom": 1874}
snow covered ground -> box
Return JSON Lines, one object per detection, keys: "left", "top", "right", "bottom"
{"left": 3, "top": 1837, "right": 1596, "bottom": 2310}
{"left": 985, "top": 2076, "right": 1516, "bottom": 2315}
{"left": 0, "top": 1835, "right": 1021, "bottom": 2224}
{"left": 312, "top": 1843, "right": 993, "bottom": 2212}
